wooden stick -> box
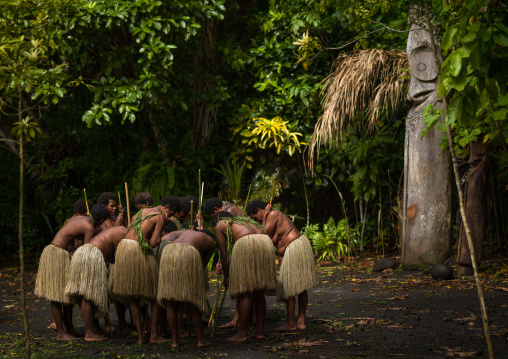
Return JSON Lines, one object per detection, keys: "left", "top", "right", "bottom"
{"left": 208, "top": 275, "right": 222, "bottom": 326}
{"left": 124, "top": 182, "right": 131, "bottom": 227}
{"left": 83, "top": 188, "right": 94, "bottom": 226}
{"left": 269, "top": 180, "right": 276, "bottom": 205}
{"left": 83, "top": 188, "right": 90, "bottom": 214}
{"left": 243, "top": 184, "right": 252, "bottom": 215}
{"left": 423, "top": 2, "right": 493, "bottom": 357}
{"left": 189, "top": 200, "right": 194, "bottom": 229}
{"left": 198, "top": 182, "right": 204, "bottom": 228}
{"left": 211, "top": 287, "right": 228, "bottom": 338}
{"left": 106, "top": 313, "right": 113, "bottom": 337}
{"left": 118, "top": 191, "right": 122, "bottom": 206}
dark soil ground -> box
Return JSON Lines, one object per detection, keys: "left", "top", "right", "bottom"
{"left": 1, "top": 256, "right": 507, "bottom": 359}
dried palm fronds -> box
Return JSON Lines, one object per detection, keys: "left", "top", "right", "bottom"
{"left": 307, "top": 49, "right": 408, "bottom": 169}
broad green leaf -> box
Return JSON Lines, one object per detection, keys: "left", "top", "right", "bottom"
{"left": 442, "top": 25, "right": 459, "bottom": 51}
{"left": 450, "top": 66, "right": 468, "bottom": 91}
{"left": 446, "top": 93, "right": 463, "bottom": 124}
{"left": 447, "top": 51, "right": 462, "bottom": 76}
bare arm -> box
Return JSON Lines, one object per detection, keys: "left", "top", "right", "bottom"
{"left": 150, "top": 215, "right": 166, "bottom": 247}
{"left": 262, "top": 207, "right": 277, "bottom": 238}
{"left": 201, "top": 243, "right": 216, "bottom": 269}
{"left": 82, "top": 224, "right": 94, "bottom": 245}
{"left": 215, "top": 222, "right": 229, "bottom": 281}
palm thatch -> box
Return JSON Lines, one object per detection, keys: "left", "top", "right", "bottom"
{"left": 307, "top": 49, "right": 408, "bottom": 169}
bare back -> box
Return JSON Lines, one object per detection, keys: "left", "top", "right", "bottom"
{"left": 51, "top": 215, "right": 94, "bottom": 253}
{"left": 223, "top": 202, "right": 244, "bottom": 216}
{"left": 165, "top": 230, "right": 215, "bottom": 266}
{"left": 90, "top": 226, "right": 127, "bottom": 265}
{"left": 125, "top": 207, "right": 167, "bottom": 247}
{"left": 263, "top": 210, "right": 301, "bottom": 256}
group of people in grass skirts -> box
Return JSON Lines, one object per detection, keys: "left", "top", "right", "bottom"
{"left": 35, "top": 191, "right": 316, "bottom": 347}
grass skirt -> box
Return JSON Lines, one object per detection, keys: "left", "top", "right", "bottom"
{"left": 229, "top": 234, "right": 276, "bottom": 298}
{"left": 113, "top": 239, "right": 158, "bottom": 300}
{"left": 277, "top": 235, "right": 317, "bottom": 302}
{"left": 157, "top": 243, "right": 206, "bottom": 312}
{"left": 34, "top": 245, "right": 71, "bottom": 304}
{"left": 65, "top": 244, "right": 109, "bottom": 318}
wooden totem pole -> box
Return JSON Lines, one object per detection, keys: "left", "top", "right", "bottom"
{"left": 402, "top": 5, "right": 452, "bottom": 265}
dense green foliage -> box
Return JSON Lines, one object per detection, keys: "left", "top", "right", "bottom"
{"left": 0, "top": 0, "right": 506, "bottom": 260}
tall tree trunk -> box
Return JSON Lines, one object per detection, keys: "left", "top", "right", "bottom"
{"left": 192, "top": 18, "right": 219, "bottom": 150}
{"left": 144, "top": 98, "right": 168, "bottom": 162}
{"left": 18, "top": 88, "right": 31, "bottom": 358}
{"left": 423, "top": 2, "right": 493, "bottom": 357}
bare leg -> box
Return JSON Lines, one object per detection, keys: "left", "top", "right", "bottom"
{"left": 296, "top": 291, "right": 308, "bottom": 329}
{"left": 276, "top": 297, "right": 297, "bottom": 331}
{"left": 226, "top": 294, "right": 251, "bottom": 342}
{"left": 81, "top": 299, "right": 107, "bottom": 341}
{"left": 94, "top": 318, "right": 105, "bottom": 335}
{"left": 51, "top": 302, "right": 76, "bottom": 341}
{"left": 129, "top": 298, "right": 146, "bottom": 344}
{"left": 63, "top": 304, "right": 82, "bottom": 336}
{"left": 178, "top": 312, "right": 188, "bottom": 337}
{"left": 251, "top": 290, "right": 266, "bottom": 339}
{"left": 141, "top": 304, "right": 151, "bottom": 330}
{"left": 190, "top": 305, "right": 211, "bottom": 347}
{"left": 150, "top": 300, "right": 169, "bottom": 343}
{"left": 166, "top": 302, "right": 181, "bottom": 348}
{"left": 220, "top": 299, "right": 239, "bottom": 329}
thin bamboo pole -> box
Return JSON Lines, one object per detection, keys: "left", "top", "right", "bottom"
{"left": 125, "top": 183, "right": 131, "bottom": 227}
{"left": 423, "top": 2, "right": 493, "bottom": 357}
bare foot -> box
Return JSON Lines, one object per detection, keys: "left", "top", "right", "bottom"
{"left": 276, "top": 323, "right": 297, "bottom": 331}
{"left": 137, "top": 336, "right": 148, "bottom": 344}
{"left": 296, "top": 322, "right": 306, "bottom": 330}
{"left": 150, "top": 336, "right": 170, "bottom": 344}
{"left": 219, "top": 320, "right": 237, "bottom": 329}
{"left": 226, "top": 333, "right": 248, "bottom": 342}
{"left": 56, "top": 333, "right": 78, "bottom": 341}
{"left": 84, "top": 333, "right": 108, "bottom": 342}
{"left": 49, "top": 322, "right": 57, "bottom": 331}
{"left": 178, "top": 330, "right": 189, "bottom": 338}
{"left": 171, "top": 341, "right": 181, "bottom": 348}
{"left": 250, "top": 333, "right": 265, "bottom": 340}
{"left": 197, "top": 340, "right": 212, "bottom": 348}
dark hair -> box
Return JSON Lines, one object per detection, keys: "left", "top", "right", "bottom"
{"left": 91, "top": 204, "right": 111, "bottom": 224}
{"left": 185, "top": 195, "right": 197, "bottom": 204}
{"left": 204, "top": 198, "right": 222, "bottom": 216}
{"left": 163, "top": 221, "right": 178, "bottom": 234}
{"left": 210, "top": 211, "right": 233, "bottom": 227}
{"left": 134, "top": 192, "right": 153, "bottom": 207}
{"left": 246, "top": 199, "right": 267, "bottom": 216}
{"left": 200, "top": 229, "right": 214, "bottom": 240}
{"left": 178, "top": 197, "right": 192, "bottom": 215}
{"left": 160, "top": 196, "right": 181, "bottom": 212}
{"left": 74, "top": 198, "right": 92, "bottom": 214}
{"left": 97, "top": 192, "right": 116, "bottom": 206}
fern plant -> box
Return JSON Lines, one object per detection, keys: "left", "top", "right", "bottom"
{"left": 303, "top": 217, "right": 349, "bottom": 261}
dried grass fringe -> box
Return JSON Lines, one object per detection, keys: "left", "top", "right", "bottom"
{"left": 113, "top": 239, "right": 158, "bottom": 299}
{"left": 34, "top": 245, "right": 72, "bottom": 304}
{"left": 157, "top": 243, "right": 206, "bottom": 312}
{"left": 277, "top": 235, "right": 317, "bottom": 302}
{"left": 229, "top": 234, "right": 276, "bottom": 298}
{"left": 308, "top": 49, "right": 408, "bottom": 169}
{"left": 65, "top": 244, "right": 109, "bottom": 317}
